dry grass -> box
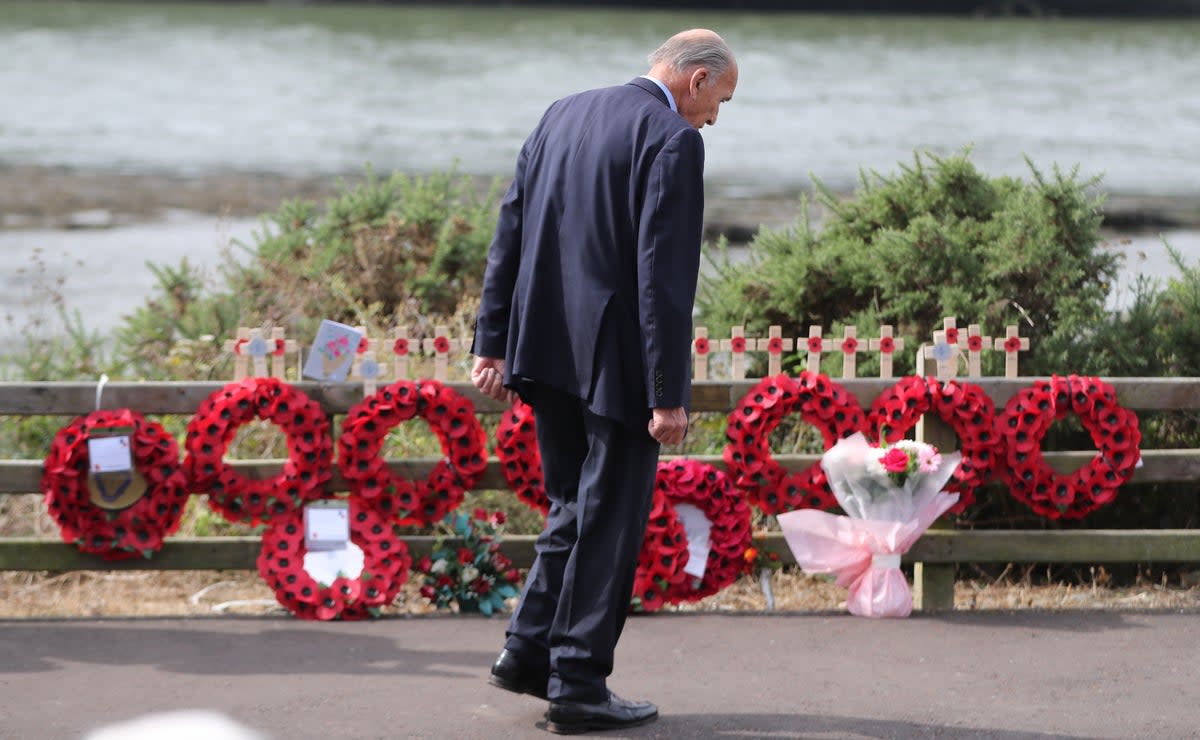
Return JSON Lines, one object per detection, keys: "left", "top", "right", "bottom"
{"left": 4, "top": 568, "right": 1199, "bottom": 620}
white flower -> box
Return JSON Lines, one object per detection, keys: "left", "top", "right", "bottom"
{"left": 864, "top": 448, "right": 888, "bottom": 478}
{"left": 430, "top": 558, "right": 448, "bottom": 574}
{"left": 462, "top": 565, "right": 480, "bottom": 583}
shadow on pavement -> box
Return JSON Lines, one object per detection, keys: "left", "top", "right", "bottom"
{"left": 0, "top": 622, "right": 492, "bottom": 676}
{"left": 552, "top": 712, "right": 1088, "bottom": 739}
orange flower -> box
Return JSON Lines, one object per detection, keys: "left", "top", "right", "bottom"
{"left": 743, "top": 546, "right": 759, "bottom": 563}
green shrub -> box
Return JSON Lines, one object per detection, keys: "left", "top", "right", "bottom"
{"left": 698, "top": 151, "right": 1119, "bottom": 378}
{"left": 116, "top": 168, "right": 502, "bottom": 380}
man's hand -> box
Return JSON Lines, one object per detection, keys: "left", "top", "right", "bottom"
{"left": 648, "top": 407, "right": 688, "bottom": 446}
{"left": 471, "top": 356, "right": 516, "bottom": 403}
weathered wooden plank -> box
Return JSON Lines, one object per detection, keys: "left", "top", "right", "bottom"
{"left": 907, "top": 529, "right": 1200, "bottom": 563}
{"left": 0, "top": 381, "right": 513, "bottom": 415}
{"left": 728, "top": 530, "right": 1200, "bottom": 566}
{"left": 0, "top": 536, "right": 541, "bottom": 571}
{"left": 3, "top": 530, "right": 1198, "bottom": 572}
{"left": 0, "top": 537, "right": 264, "bottom": 570}
{"left": 4, "top": 377, "right": 1199, "bottom": 416}
{"left": 6, "top": 449, "right": 1200, "bottom": 494}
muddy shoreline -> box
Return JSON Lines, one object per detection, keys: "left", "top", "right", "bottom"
{"left": 2, "top": 164, "right": 1197, "bottom": 238}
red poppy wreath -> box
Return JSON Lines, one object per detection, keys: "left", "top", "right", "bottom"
{"left": 494, "top": 400, "right": 550, "bottom": 516}
{"left": 865, "top": 375, "right": 1000, "bottom": 513}
{"left": 256, "top": 497, "right": 411, "bottom": 620}
{"left": 631, "top": 484, "right": 691, "bottom": 613}
{"left": 723, "top": 372, "right": 866, "bottom": 515}
{"left": 632, "top": 459, "right": 753, "bottom": 612}
{"left": 338, "top": 379, "right": 488, "bottom": 527}
{"left": 184, "top": 377, "right": 332, "bottom": 525}
{"left": 998, "top": 375, "right": 1141, "bottom": 520}
{"left": 42, "top": 409, "right": 189, "bottom": 560}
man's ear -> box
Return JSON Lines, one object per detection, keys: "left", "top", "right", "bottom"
{"left": 689, "top": 67, "right": 708, "bottom": 96}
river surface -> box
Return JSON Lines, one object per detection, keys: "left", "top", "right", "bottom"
{"left": 2, "top": 1, "right": 1199, "bottom": 195}
{"left": 1, "top": 2, "right": 1198, "bottom": 344}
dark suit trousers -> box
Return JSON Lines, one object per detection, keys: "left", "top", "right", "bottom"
{"left": 503, "top": 383, "right": 660, "bottom": 703}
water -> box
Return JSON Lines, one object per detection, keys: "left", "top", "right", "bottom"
{"left": 0, "top": 2, "right": 1198, "bottom": 196}
{"left": 1, "top": 2, "right": 1198, "bottom": 343}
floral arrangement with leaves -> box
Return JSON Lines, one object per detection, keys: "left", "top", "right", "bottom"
{"left": 415, "top": 509, "right": 521, "bottom": 615}
{"left": 742, "top": 537, "right": 784, "bottom": 574}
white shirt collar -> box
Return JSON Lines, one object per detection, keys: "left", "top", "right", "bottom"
{"left": 640, "top": 75, "right": 677, "bottom": 113}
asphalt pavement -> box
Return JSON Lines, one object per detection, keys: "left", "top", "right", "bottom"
{"left": 1, "top": 610, "right": 1198, "bottom": 740}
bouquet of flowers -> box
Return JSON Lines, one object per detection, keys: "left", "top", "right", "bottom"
{"left": 415, "top": 509, "right": 521, "bottom": 615}
{"left": 777, "top": 432, "right": 961, "bottom": 618}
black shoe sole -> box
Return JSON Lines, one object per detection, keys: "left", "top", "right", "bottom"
{"left": 488, "top": 673, "right": 549, "bottom": 702}
{"left": 545, "top": 712, "right": 658, "bottom": 735}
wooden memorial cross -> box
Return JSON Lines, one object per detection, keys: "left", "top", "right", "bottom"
{"left": 994, "top": 325, "right": 1030, "bottom": 379}
{"left": 804, "top": 326, "right": 825, "bottom": 374}
{"left": 422, "top": 324, "right": 457, "bottom": 382}
{"left": 223, "top": 327, "right": 251, "bottom": 380}
{"left": 964, "top": 324, "right": 992, "bottom": 378}
{"left": 350, "top": 327, "right": 385, "bottom": 397}
{"left": 928, "top": 329, "right": 960, "bottom": 381}
{"left": 755, "top": 326, "right": 793, "bottom": 377}
{"left": 868, "top": 325, "right": 905, "bottom": 378}
{"left": 269, "top": 328, "right": 298, "bottom": 380}
{"left": 223, "top": 327, "right": 273, "bottom": 380}
{"left": 391, "top": 327, "right": 413, "bottom": 381}
{"left": 692, "top": 327, "right": 711, "bottom": 381}
{"left": 941, "top": 316, "right": 965, "bottom": 352}
{"left": 719, "top": 326, "right": 749, "bottom": 381}
{"left": 823, "top": 325, "right": 864, "bottom": 379}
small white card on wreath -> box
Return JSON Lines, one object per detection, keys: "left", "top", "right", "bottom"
{"left": 303, "top": 320, "right": 362, "bottom": 382}
{"left": 87, "top": 435, "right": 132, "bottom": 473}
{"left": 304, "top": 544, "right": 364, "bottom": 584}
{"left": 674, "top": 503, "right": 712, "bottom": 580}
{"left": 304, "top": 500, "right": 349, "bottom": 551}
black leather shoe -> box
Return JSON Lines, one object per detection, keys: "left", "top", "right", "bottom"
{"left": 545, "top": 692, "right": 658, "bottom": 735}
{"left": 488, "top": 649, "right": 549, "bottom": 701}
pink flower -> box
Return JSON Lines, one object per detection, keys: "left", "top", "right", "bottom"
{"left": 917, "top": 446, "right": 943, "bottom": 473}
{"left": 881, "top": 447, "right": 910, "bottom": 473}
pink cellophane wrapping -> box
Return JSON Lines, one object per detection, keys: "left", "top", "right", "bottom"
{"left": 777, "top": 433, "right": 961, "bottom": 618}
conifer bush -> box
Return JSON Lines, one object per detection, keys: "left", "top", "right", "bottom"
{"left": 698, "top": 151, "right": 1119, "bottom": 378}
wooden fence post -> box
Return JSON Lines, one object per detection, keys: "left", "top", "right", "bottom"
{"left": 913, "top": 345, "right": 957, "bottom": 612}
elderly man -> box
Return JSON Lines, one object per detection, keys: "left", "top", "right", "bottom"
{"left": 471, "top": 28, "right": 737, "bottom": 735}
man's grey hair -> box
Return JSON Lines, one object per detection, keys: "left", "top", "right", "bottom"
{"left": 648, "top": 34, "right": 735, "bottom": 77}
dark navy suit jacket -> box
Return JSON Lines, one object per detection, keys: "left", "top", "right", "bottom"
{"left": 473, "top": 77, "right": 705, "bottom": 428}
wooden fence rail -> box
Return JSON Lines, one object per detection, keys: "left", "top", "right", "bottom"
{"left": 2, "top": 379, "right": 1199, "bottom": 611}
